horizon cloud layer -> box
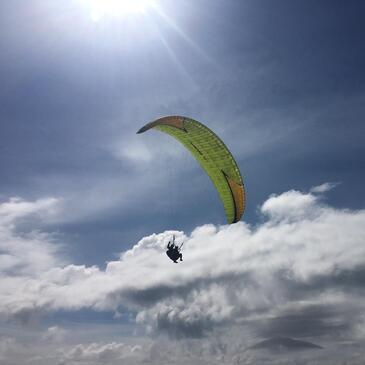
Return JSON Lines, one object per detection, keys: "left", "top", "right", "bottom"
{"left": 1, "top": 184, "right": 365, "bottom": 364}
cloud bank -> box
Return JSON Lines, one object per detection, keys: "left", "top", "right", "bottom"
{"left": 1, "top": 184, "right": 365, "bottom": 363}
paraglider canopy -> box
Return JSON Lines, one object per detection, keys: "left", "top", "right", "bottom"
{"left": 137, "top": 116, "right": 245, "bottom": 224}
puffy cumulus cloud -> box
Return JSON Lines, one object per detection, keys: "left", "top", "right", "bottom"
{"left": 2, "top": 185, "right": 365, "bottom": 364}
{"left": 260, "top": 189, "right": 319, "bottom": 221}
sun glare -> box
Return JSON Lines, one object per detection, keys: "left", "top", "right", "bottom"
{"left": 89, "top": 0, "right": 154, "bottom": 21}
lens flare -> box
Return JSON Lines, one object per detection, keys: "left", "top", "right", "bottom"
{"left": 89, "top": 0, "right": 153, "bottom": 21}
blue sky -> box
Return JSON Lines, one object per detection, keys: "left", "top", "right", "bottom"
{"left": 1, "top": 1, "right": 365, "bottom": 364}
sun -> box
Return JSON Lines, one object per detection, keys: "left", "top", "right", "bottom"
{"left": 89, "top": 0, "right": 154, "bottom": 21}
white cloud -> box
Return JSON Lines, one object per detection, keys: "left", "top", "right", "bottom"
{"left": 42, "top": 326, "right": 68, "bottom": 343}
{"left": 1, "top": 185, "right": 365, "bottom": 363}
{"left": 260, "top": 189, "right": 319, "bottom": 221}
{"left": 2, "top": 186, "right": 365, "bottom": 317}
{"left": 110, "top": 139, "right": 154, "bottom": 163}
{"left": 0, "top": 197, "right": 63, "bottom": 277}
{"left": 0, "top": 196, "right": 59, "bottom": 225}
{"left": 59, "top": 341, "right": 144, "bottom": 364}
{"left": 310, "top": 182, "right": 340, "bottom": 194}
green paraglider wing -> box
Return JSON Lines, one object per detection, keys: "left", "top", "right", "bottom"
{"left": 137, "top": 116, "right": 245, "bottom": 224}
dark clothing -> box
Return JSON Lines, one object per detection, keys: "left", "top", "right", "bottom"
{"left": 166, "top": 242, "right": 183, "bottom": 263}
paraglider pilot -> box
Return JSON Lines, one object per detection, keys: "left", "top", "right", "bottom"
{"left": 166, "top": 235, "right": 183, "bottom": 263}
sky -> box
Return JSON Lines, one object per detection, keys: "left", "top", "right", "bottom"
{"left": 0, "top": 0, "right": 365, "bottom": 364}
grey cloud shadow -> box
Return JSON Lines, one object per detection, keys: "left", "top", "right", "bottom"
{"left": 248, "top": 336, "right": 323, "bottom": 352}
{"left": 257, "top": 304, "right": 351, "bottom": 340}
{"left": 112, "top": 263, "right": 365, "bottom": 340}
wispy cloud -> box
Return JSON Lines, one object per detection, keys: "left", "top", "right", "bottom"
{"left": 0, "top": 197, "right": 63, "bottom": 277}
{"left": 310, "top": 182, "right": 340, "bottom": 194}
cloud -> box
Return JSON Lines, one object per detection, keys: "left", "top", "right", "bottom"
{"left": 248, "top": 336, "right": 323, "bottom": 351}
{"left": 0, "top": 197, "right": 63, "bottom": 278}
{"left": 1, "top": 185, "right": 365, "bottom": 363}
{"left": 42, "top": 326, "right": 67, "bottom": 343}
{"left": 260, "top": 189, "right": 319, "bottom": 221}
{"left": 52, "top": 336, "right": 365, "bottom": 365}
{"left": 59, "top": 342, "right": 144, "bottom": 365}
{"left": 310, "top": 182, "right": 340, "bottom": 194}
{"left": 0, "top": 196, "right": 59, "bottom": 225}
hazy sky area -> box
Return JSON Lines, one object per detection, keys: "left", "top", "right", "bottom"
{"left": 1, "top": 0, "right": 365, "bottom": 364}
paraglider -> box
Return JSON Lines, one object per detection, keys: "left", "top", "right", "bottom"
{"left": 137, "top": 116, "right": 245, "bottom": 224}
{"left": 166, "top": 235, "right": 183, "bottom": 263}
